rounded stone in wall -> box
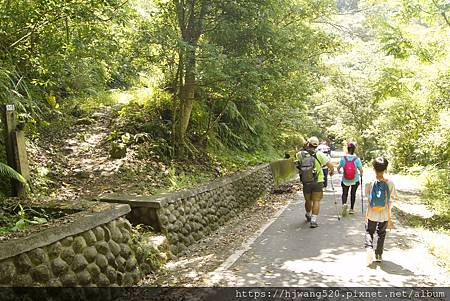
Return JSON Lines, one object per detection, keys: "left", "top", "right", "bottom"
{"left": 71, "top": 254, "right": 88, "bottom": 272}
{"left": 105, "top": 266, "right": 117, "bottom": 284}
{"left": 159, "top": 215, "right": 168, "bottom": 226}
{"left": 0, "top": 260, "right": 15, "bottom": 284}
{"left": 28, "top": 248, "right": 47, "bottom": 265}
{"left": 95, "top": 254, "right": 108, "bottom": 271}
{"left": 108, "top": 240, "right": 121, "bottom": 256}
{"left": 72, "top": 236, "right": 87, "bottom": 254}
{"left": 61, "top": 236, "right": 74, "bottom": 247}
{"left": 168, "top": 214, "right": 176, "bottom": 223}
{"left": 122, "top": 273, "right": 134, "bottom": 286}
{"left": 125, "top": 257, "right": 137, "bottom": 272}
{"left": 14, "top": 253, "right": 33, "bottom": 273}
{"left": 116, "top": 256, "right": 126, "bottom": 272}
{"left": 181, "top": 235, "right": 190, "bottom": 245}
{"left": 61, "top": 270, "right": 77, "bottom": 286}
{"left": 187, "top": 234, "right": 195, "bottom": 245}
{"left": 77, "top": 270, "right": 92, "bottom": 286}
{"left": 119, "top": 243, "right": 132, "bottom": 258}
{"left": 82, "top": 230, "right": 97, "bottom": 246}
{"left": 61, "top": 247, "right": 76, "bottom": 265}
{"left": 95, "top": 241, "right": 109, "bottom": 255}
{"left": 106, "top": 220, "right": 117, "bottom": 232}
{"left": 167, "top": 232, "right": 178, "bottom": 244}
{"left": 93, "top": 227, "right": 105, "bottom": 241}
{"left": 87, "top": 263, "right": 101, "bottom": 278}
{"left": 31, "top": 264, "right": 51, "bottom": 282}
{"left": 110, "top": 228, "right": 123, "bottom": 243}
{"left": 102, "top": 225, "right": 112, "bottom": 242}
{"left": 13, "top": 273, "right": 33, "bottom": 286}
{"left": 117, "top": 271, "right": 124, "bottom": 285}
{"left": 48, "top": 278, "right": 62, "bottom": 287}
{"left": 121, "top": 230, "right": 131, "bottom": 243}
{"left": 95, "top": 273, "right": 110, "bottom": 287}
{"left": 120, "top": 218, "right": 132, "bottom": 232}
{"left": 83, "top": 246, "right": 98, "bottom": 263}
{"left": 47, "top": 242, "right": 63, "bottom": 259}
{"left": 167, "top": 204, "right": 175, "bottom": 212}
{"left": 105, "top": 251, "right": 115, "bottom": 265}
{"left": 51, "top": 257, "right": 69, "bottom": 277}
{"left": 169, "top": 245, "right": 177, "bottom": 256}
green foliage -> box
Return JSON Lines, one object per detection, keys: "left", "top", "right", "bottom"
{"left": 0, "top": 204, "right": 48, "bottom": 234}
{"left": 0, "top": 162, "right": 26, "bottom": 183}
{"left": 423, "top": 168, "right": 450, "bottom": 217}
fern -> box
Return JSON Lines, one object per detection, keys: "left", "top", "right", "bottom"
{"left": 0, "top": 162, "right": 26, "bottom": 183}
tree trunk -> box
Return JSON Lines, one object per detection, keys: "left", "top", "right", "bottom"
{"left": 173, "top": 0, "right": 208, "bottom": 157}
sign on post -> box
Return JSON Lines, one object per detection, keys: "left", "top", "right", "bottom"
{"left": 1, "top": 104, "right": 29, "bottom": 197}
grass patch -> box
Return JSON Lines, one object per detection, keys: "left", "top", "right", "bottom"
{"left": 393, "top": 207, "right": 450, "bottom": 231}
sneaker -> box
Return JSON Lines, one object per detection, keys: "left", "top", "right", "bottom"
{"left": 305, "top": 214, "right": 311, "bottom": 222}
{"left": 342, "top": 204, "right": 349, "bottom": 216}
{"left": 349, "top": 209, "right": 355, "bottom": 214}
{"left": 366, "top": 248, "right": 375, "bottom": 266}
{"left": 310, "top": 221, "right": 318, "bottom": 228}
{"left": 375, "top": 254, "right": 382, "bottom": 262}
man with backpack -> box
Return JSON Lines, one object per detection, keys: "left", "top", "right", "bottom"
{"left": 296, "top": 136, "right": 335, "bottom": 228}
{"left": 316, "top": 141, "right": 331, "bottom": 189}
{"left": 337, "top": 142, "right": 363, "bottom": 216}
{"left": 365, "top": 157, "right": 397, "bottom": 265}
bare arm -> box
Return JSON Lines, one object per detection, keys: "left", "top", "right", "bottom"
{"left": 327, "top": 161, "right": 334, "bottom": 176}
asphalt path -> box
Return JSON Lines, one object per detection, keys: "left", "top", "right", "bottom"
{"left": 209, "top": 160, "right": 449, "bottom": 287}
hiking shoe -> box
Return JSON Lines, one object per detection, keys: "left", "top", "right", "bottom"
{"left": 375, "top": 254, "right": 382, "bottom": 262}
{"left": 305, "top": 214, "right": 311, "bottom": 222}
{"left": 366, "top": 248, "right": 375, "bottom": 266}
{"left": 342, "top": 204, "right": 349, "bottom": 216}
{"left": 349, "top": 209, "right": 355, "bottom": 214}
{"left": 310, "top": 221, "right": 318, "bottom": 228}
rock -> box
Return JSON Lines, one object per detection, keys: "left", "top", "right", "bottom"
{"left": 83, "top": 246, "right": 98, "bottom": 263}
{"left": 71, "top": 254, "right": 88, "bottom": 272}
{"left": 61, "top": 271, "right": 77, "bottom": 286}
{"left": 95, "top": 241, "right": 109, "bottom": 255}
{"left": 31, "top": 264, "right": 51, "bottom": 282}
{"left": 28, "top": 248, "right": 47, "bottom": 265}
{"left": 51, "top": 257, "right": 69, "bottom": 276}
{"left": 77, "top": 270, "right": 92, "bottom": 286}
{"left": 15, "top": 253, "right": 33, "bottom": 273}
{"left": 0, "top": 260, "right": 15, "bottom": 284}
{"left": 82, "top": 230, "right": 97, "bottom": 246}
{"left": 61, "top": 247, "right": 76, "bottom": 264}
{"left": 87, "top": 263, "right": 101, "bottom": 277}
{"left": 72, "top": 236, "right": 87, "bottom": 254}
{"left": 95, "top": 254, "right": 108, "bottom": 271}
{"left": 47, "top": 242, "right": 63, "bottom": 259}
{"left": 108, "top": 241, "right": 121, "bottom": 256}
{"left": 93, "top": 227, "right": 105, "bottom": 241}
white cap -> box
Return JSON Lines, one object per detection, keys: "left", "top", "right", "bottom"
{"left": 307, "top": 136, "right": 319, "bottom": 147}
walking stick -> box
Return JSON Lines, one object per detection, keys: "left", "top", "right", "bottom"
{"left": 360, "top": 174, "right": 364, "bottom": 216}
{"left": 330, "top": 174, "right": 341, "bottom": 221}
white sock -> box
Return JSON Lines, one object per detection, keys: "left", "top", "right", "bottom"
{"left": 306, "top": 211, "right": 311, "bottom": 217}
{"left": 311, "top": 215, "right": 317, "bottom": 222}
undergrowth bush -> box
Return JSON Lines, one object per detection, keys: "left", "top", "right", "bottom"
{"left": 422, "top": 168, "right": 450, "bottom": 217}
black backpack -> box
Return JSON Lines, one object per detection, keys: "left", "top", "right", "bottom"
{"left": 297, "top": 150, "right": 319, "bottom": 185}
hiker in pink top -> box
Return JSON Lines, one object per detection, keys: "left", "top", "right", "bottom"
{"left": 337, "top": 142, "right": 363, "bottom": 216}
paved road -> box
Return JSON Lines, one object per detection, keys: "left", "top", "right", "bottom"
{"left": 211, "top": 173, "right": 449, "bottom": 287}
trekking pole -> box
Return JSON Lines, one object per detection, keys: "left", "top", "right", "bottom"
{"left": 360, "top": 174, "right": 364, "bottom": 216}
{"left": 330, "top": 174, "right": 341, "bottom": 221}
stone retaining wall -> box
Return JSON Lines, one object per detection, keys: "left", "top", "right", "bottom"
{"left": 99, "top": 164, "right": 274, "bottom": 255}
{"left": 0, "top": 204, "right": 146, "bottom": 287}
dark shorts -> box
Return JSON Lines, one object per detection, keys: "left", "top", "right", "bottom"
{"left": 303, "top": 182, "right": 324, "bottom": 193}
